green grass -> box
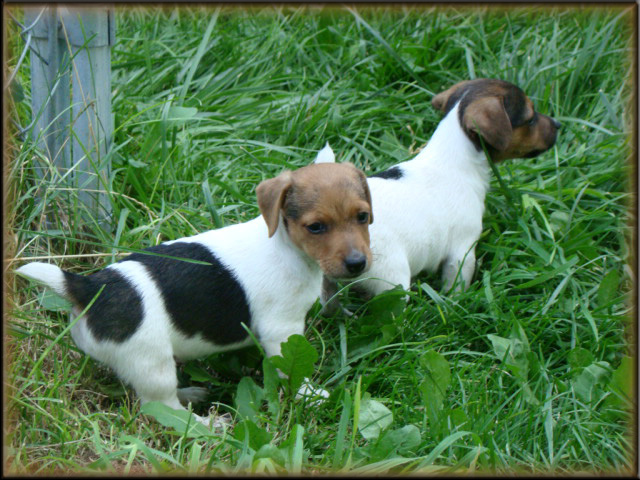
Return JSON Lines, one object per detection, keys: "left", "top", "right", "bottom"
{"left": 5, "top": 4, "right": 635, "bottom": 475}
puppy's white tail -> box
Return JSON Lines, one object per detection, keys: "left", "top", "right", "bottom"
{"left": 16, "top": 262, "right": 68, "bottom": 298}
{"left": 314, "top": 142, "right": 335, "bottom": 164}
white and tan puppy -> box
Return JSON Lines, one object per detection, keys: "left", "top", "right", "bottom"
{"left": 16, "top": 152, "right": 373, "bottom": 427}
{"left": 322, "top": 78, "right": 560, "bottom": 311}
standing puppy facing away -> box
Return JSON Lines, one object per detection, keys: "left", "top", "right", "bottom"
{"left": 16, "top": 153, "right": 373, "bottom": 427}
{"left": 321, "top": 78, "right": 560, "bottom": 312}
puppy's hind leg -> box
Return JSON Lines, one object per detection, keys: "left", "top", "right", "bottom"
{"left": 120, "top": 351, "right": 184, "bottom": 410}
{"left": 115, "top": 347, "right": 224, "bottom": 428}
{"left": 442, "top": 247, "right": 476, "bottom": 292}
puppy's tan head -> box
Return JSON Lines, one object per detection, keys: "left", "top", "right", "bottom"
{"left": 431, "top": 78, "right": 560, "bottom": 161}
{"left": 256, "top": 162, "right": 373, "bottom": 280}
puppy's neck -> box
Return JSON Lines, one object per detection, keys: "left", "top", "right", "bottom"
{"left": 271, "top": 216, "right": 321, "bottom": 273}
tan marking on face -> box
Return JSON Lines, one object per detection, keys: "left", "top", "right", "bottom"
{"left": 256, "top": 162, "right": 373, "bottom": 280}
{"left": 493, "top": 112, "right": 559, "bottom": 161}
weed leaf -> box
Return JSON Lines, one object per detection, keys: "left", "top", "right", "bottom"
{"left": 235, "top": 377, "right": 265, "bottom": 421}
{"left": 488, "top": 333, "right": 529, "bottom": 380}
{"left": 419, "top": 350, "right": 451, "bottom": 414}
{"left": 140, "top": 402, "right": 212, "bottom": 438}
{"left": 376, "top": 424, "right": 422, "bottom": 459}
{"left": 254, "top": 444, "right": 286, "bottom": 467}
{"left": 597, "top": 269, "right": 620, "bottom": 307}
{"left": 235, "top": 419, "right": 273, "bottom": 451}
{"left": 572, "top": 361, "right": 612, "bottom": 403}
{"left": 358, "top": 394, "right": 393, "bottom": 441}
{"left": 362, "top": 286, "right": 406, "bottom": 323}
{"left": 270, "top": 335, "right": 317, "bottom": 394}
{"left": 567, "top": 347, "right": 594, "bottom": 372}
{"left": 37, "top": 289, "right": 72, "bottom": 312}
{"left": 183, "top": 362, "right": 214, "bottom": 383}
{"left": 603, "top": 356, "right": 633, "bottom": 417}
{"left": 262, "top": 356, "right": 281, "bottom": 414}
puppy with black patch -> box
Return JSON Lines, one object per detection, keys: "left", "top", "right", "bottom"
{"left": 16, "top": 152, "right": 373, "bottom": 427}
{"left": 321, "top": 78, "right": 560, "bottom": 312}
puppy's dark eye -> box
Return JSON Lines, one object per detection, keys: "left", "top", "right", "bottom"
{"left": 527, "top": 115, "right": 537, "bottom": 126}
{"left": 357, "top": 212, "right": 369, "bottom": 224}
{"left": 306, "top": 222, "right": 327, "bottom": 234}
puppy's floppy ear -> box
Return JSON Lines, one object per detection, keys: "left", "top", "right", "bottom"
{"left": 431, "top": 80, "right": 472, "bottom": 112}
{"left": 314, "top": 142, "right": 336, "bottom": 164}
{"left": 354, "top": 167, "right": 373, "bottom": 224}
{"left": 463, "top": 96, "right": 512, "bottom": 152}
{"left": 256, "top": 171, "right": 292, "bottom": 237}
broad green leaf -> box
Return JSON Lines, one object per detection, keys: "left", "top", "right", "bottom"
{"left": 488, "top": 329, "right": 538, "bottom": 404}
{"left": 254, "top": 444, "right": 286, "bottom": 467}
{"left": 363, "top": 286, "right": 406, "bottom": 323}
{"left": 234, "top": 419, "right": 273, "bottom": 451}
{"left": 183, "top": 363, "right": 214, "bottom": 383}
{"left": 37, "top": 289, "right": 72, "bottom": 312}
{"left": 358, "top": 394, "right": 393, "bottom": 441}
{"left": 488, "top": 334, "right": 512, "bottom": 361}
{"left": 235, "top": 377, "right": 265, "bottom": 421}
{"left": 376, "top": 424, "right": 421, "bottom": 458}
{"left": 603, "top": 356, "right": 633, "bottom": 418}
{"left": 511, "top": 321, "right": 531, "bottom": 354}
{"left": 572, "top": 361, "right": 611, "bottom": 403}
{"left": 568, "top": 347, "right": 594, "bottom": 372}
{"left": 597, "top": 269, "right": 620, "bottom": 307}
{"left": 609, "top": 356, "right": 632, "bottom": 401}
{"left": 262, "top": 357, "right": 281, "bottom": 415}
{"left": 488, "top": 334, "right": 529, "bottom": 380}
{"left": 447, "top": 408, "right": 470, "bottom": 430}
{"left": 270, "top": 335, "right": 317, "bottom": 394}
{"left": 140, "top": 402, "right": 212, "bottom": 438}
{"left": 419, "top": 350, "right": 451, "bottom": 414}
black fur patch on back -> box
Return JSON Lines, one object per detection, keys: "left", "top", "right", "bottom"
{"left": 369, "top": 166, "right": 404, "bottom": 180}
{"left": 64, "top": 268, "right": 143, "bottom": 343}
{"left": 125, "top": 242, "right": 251, "bottom": 345}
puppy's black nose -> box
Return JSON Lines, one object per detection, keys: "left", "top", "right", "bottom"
{"left": 552, "top": 118, "right": 562, "bottom": 129}
{"left": 344, "top": 252, "right": 367, "bottom": 275}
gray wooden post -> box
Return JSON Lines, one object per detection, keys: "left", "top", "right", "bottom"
{"left": 25, "top": 6, "right": 115, "bottom": 229}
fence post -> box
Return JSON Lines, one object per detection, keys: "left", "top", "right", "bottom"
{"left": 24, "top": 6, "right": 115, "bottom": 230}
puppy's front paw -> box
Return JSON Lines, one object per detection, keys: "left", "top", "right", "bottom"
{"left": 177, "top": 386, "right": 208, "bottom": 405}
{"left": 198, "top": 409, "right": 233, "bottom": 431}
{"left": 296, "top": 381, "right": 330, "bottom": 406}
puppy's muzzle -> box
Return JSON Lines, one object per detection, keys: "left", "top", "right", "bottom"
{"left": 343, "top": 250, "right": 368, "bottom": 276}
